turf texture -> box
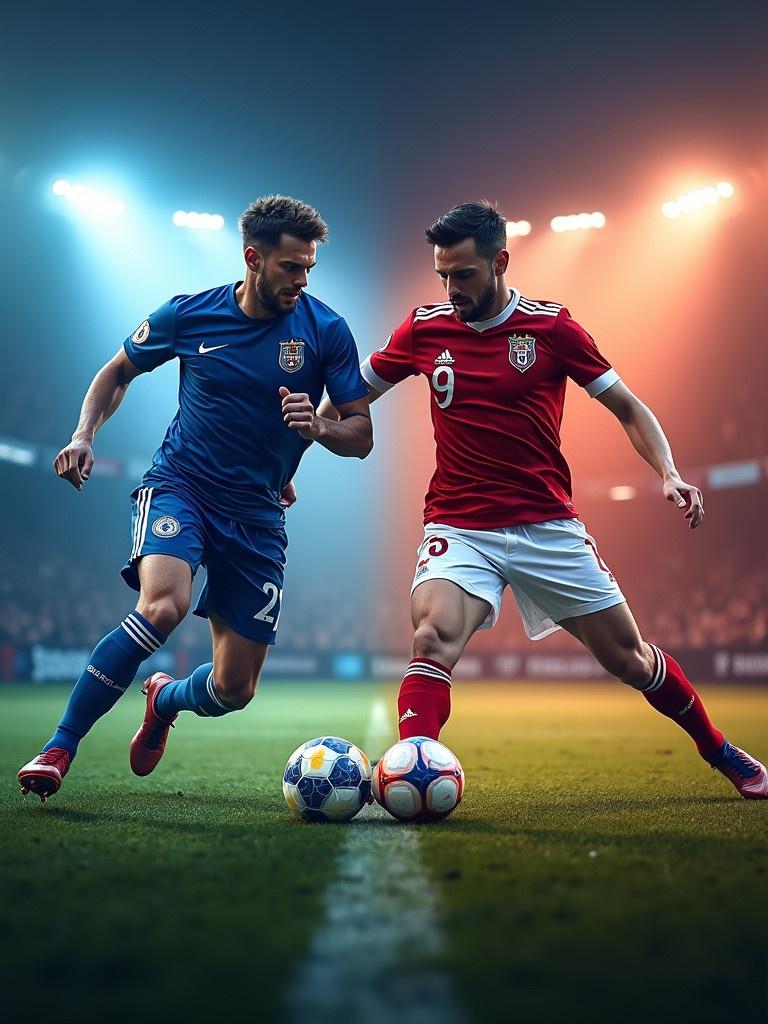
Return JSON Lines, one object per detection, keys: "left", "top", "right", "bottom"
{"left": 1, "top": 680, "right": 765, "bottom": 1023}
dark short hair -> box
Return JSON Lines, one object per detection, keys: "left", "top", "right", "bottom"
{"left": 239, "top": 194, "right": 328, "bottom": 251}
{"left": 425, "top": 200, "right": 506, "bottom": 259}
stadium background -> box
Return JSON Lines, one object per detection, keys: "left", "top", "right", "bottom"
{"left": 0, "top": 3, "right": 766, "bottom": 1023}
{"left": 1, "top": 2, "right": 765, "bottom": 685}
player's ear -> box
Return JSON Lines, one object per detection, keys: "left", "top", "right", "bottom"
{"left": 494, "top": 250, "right": 510, "bottom": 277}
{"left": 244, "top": 246, "right": 262, "bottom": 273}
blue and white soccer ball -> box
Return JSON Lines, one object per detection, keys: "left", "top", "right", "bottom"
{"left": 282, "top": 736, "right": 372, "bottom": 822}
{"left": 373, "top": 736, "right": 465, "bottom": 822}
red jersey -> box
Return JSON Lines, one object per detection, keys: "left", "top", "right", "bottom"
{"left": 361, "top": 291, "right": 619, "bottom": 529}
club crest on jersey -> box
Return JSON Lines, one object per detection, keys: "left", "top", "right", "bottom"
{"left": 278, "top": 338, "right": 305, "bottom": 373}
{"left": 509, "top": 334, "right": 537, "bottom": 373}
{"left": 131, "top": 320, "right": 150, "bottom": 345}
{"left": 151, "top": 516, "right": 180, "bottom": 538}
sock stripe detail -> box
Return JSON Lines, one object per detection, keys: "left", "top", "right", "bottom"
{"left": 404, "top": 660, "right": 452, "bottom": 685}
{"left": 643, "top": 645, "right": 667, "bottom": 693}
{"left": 131, "top": 486, "right": 154, "bottom": 562}
{"left": 124, "top": 614, "right": 161, "bottom": 652}
{"left": 206, "top": 672, "right": 230, "bottom": 711}
{"left": 120, "top": 616, "right": 159, "bottom": 655}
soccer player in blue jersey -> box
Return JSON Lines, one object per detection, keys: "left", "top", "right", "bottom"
{"left": 18, "top": 195, "right": 372, "bottom": 801}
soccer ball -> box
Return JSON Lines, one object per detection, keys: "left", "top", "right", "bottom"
{"left": 373, "top": 736, "right": 464, "bottom": 822}
{"left": 282, "top": 736, "right": 372, "bottom": 822}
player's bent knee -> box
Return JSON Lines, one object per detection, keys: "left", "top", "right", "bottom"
{"left": 137, "top": 594, "right": 189, "bottom": 635}
{"left": 412, "top": 621, "right": 456, "bottom": 663}
{"left": 613, "top": 648, "right": 653, "bottom": 689}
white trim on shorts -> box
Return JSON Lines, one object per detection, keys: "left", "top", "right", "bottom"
{"left": 130, "top": 486, "right": 154, "bottom": 562}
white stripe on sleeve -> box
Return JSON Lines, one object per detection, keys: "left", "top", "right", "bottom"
{"left": 584, "top": 368, "right": 620, "bottom": 398}
{"left": 360, "top": 356, "right": 397, "bottom": 395}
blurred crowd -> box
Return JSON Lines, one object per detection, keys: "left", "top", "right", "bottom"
{"left": 1, "top": 539, "right": 765, "bottom": 656}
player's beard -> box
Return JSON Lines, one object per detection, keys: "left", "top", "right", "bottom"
{"left": 454, "top": 274, "right": 497, "bottom": 322}
{"left": 255, "top": 275, "right": 289, "bottom": 316}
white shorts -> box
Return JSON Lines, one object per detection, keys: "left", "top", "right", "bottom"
{"left": 410, "top": 519, "right": 626, "bottom": 640}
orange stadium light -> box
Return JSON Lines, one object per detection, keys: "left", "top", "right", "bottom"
{"left": 608, "top": 485, "right": 637, "bottom": 501}
{"left": 661, "top": 181, "right": 735, "bottom": 219}
{"left": 550, "top": 212, "right": 606, "bottom": 233}
{"left": 506, "top": 220, "right": 532, "bottom": 238}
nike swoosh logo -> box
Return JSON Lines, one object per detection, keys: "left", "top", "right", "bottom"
{"left": 198, "top": 342, "right": 229, "bottom": 354}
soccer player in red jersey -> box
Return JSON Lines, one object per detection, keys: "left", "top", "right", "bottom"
{"left": 324, "top": 200, "right": 766, "bottom": 799}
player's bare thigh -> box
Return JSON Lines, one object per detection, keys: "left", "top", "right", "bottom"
{"left": 135, "top": 554, "right": 193, "bottom": 635}
{"left": 559, "top": 601, "right": 654, "bottom": 689}
{"left": 209, "top": 612, "right": 270, "bottom": 709}
{"left": 411, "top": 579, "right": 491, "bottom": 670}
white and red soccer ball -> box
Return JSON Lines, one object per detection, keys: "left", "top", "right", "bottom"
{"left": 373, "top": 736, "right": 464, "bottom": 822}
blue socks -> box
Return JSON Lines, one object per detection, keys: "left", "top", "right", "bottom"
{"left": 44, "top": 612, "right": 167, "bottom": 758}
{"left": 155, "top": 663, "right": 234, "bottom": 719}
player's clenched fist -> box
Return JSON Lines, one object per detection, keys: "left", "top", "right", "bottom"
{"left": 279, "top": 386, "right": 322, "bottom": 441}
{"left": 54, "top": 435, "right": 94, "bottom": 491}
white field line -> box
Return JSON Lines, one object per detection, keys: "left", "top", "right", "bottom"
{"left": 285, "top": 698, "right": 463, "bottom": 1024}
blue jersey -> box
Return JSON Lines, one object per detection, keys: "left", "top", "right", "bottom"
{"left": 124, "top": 283, "right": 367, "bottom": 525}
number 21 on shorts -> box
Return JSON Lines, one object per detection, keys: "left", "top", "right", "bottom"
{"left": 254, "top": 582, "right": 283, "bottom": 630}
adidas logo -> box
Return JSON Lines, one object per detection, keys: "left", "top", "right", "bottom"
{"left": 434, "top": 350, "right": 454, "bottom": 365}
{"left": 399, "top": 707, "right": 418, "bottom": 724}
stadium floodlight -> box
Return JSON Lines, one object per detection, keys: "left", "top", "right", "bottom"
{"left": 173, "top": 210, "right": 225, "bottom": 231}
{"left": 0, "top": 439, "right": 36, "bottom": 467}
{"left": 608, "top": 485, "right": 636, "bottom": 501}
{"left": 550, "top": 212, "right": 606, "bottom": 233}
{"left": 661, "top": 181, "right": 735, "bottom": 219}
{"left": 506, "top": 220, "right": 532, "bottom": 238}
{"left": 51, "top": 179, "right": 124, "bottom": 221}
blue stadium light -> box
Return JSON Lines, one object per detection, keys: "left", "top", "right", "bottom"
{"left": 172, "top": 210, "right": 225, "bottom": 231}
{"left": 550, "top": 211, "right": 606, "bottom": 233}
{"left": 661, "top": 181, "right": 735, "bottom": 219}
{"left": 0, "top": 438, "right": 36, "bottom": 467}
{"left": 51, "top": 179, "right": 124, "bottom": 221}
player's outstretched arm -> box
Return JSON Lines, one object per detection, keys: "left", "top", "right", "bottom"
{"left": 596, "top": 380, "right": 704, "bottom": 529}
{"left": 280, "top": 388, "right": 373, "bottom": 458}
{"left": 54, "top": 348, "right": 144, "bottom": 490}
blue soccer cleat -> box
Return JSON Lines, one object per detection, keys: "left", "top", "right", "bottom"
{"left": 711, "top": 741, "right": 768, "bottom": 799}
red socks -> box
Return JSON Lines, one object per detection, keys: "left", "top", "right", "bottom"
{"left": 396, "top": 647, "right": 725, "bottom": 760}
{"left": 642, "top": 645, "right": 724, "bottom": 761}
{"left": 397, "top": 658, "right": 452, "bottom": 739}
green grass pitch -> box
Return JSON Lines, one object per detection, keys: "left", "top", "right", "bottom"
{"left": 1, "top": 680, "right": 765, "bottom": 1023}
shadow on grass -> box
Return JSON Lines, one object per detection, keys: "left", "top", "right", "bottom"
{"left": 26, "top": 793, "right": 410, "bottom": 837}
{"left": 17, "top": 790, "right": 753, "bottom": 851}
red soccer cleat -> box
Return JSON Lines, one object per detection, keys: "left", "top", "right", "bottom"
{"left": 18, "top": 747, "right": 71, "bottom": 802}
{"left": 711, "top": 741, "right": 768, "bottom": 799}
{"left": 130, "top": 672, "right": 177, "bottom": 777}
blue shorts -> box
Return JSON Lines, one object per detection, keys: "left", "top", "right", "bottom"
{"left": 121, "top": 484, "right": 287, "bottom": 644}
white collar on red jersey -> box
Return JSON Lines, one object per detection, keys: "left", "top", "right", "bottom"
{"left": 466, "top": 289, "right": 521, "bottom": 333}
